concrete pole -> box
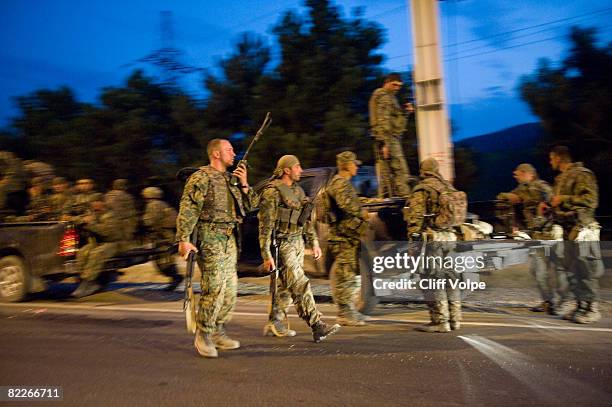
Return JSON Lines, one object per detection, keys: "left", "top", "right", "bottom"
{"left": 409, "top": 0, "right": 454, "bottom": 181}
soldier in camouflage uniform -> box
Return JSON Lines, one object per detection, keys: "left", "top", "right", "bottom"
{"left": 497, "top": 163, "right": 568, "bottom": 315}
{"left": 106, "top": 179, "right": 137, "bottom": 243}
{"left": 543, "top": 146, "right": 605, "bottom": 324}
{"left": 72, "top": 179, "right": 99, "bottom": 220}
{"left": 50, "top": 177, "right": 74, "bottom": 220}
{"left": 23, "top": 177, "right": 53, "bottom": 221}
{"left": 326, "top": 152, "right": 370, "bottom": 326}
{"left": 369, "top": 72, "right": 414, "bottom": 198}
{"left": 176, "top": 139, "right": 257, "bottom": 358}
{"left": 0, "top": 151, "right": 27, "bottom": 215}
{"left": 72, "top": 194, "right": 126, "bottom": 298}
{"left": 141, "top": 186, "right": 182, "bottom": 291}
{"left": 407, "top": 158, "right": 461, "bottom": 333}
{"left": 259, "top": 155, "right": 340, "bottom": 342}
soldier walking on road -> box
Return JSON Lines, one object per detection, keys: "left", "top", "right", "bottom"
{"left": 176, "top": 139, "right": 257, "bottom": 358}
{"left": 325, "top": 152, "right": 370, "bottom": 326}
{"left": 542, "top": 146, "right": 605, "bottom": 324}
{"left": 141, "top": 187, "right": 183, "bottom": 291}
{"left": 407, "top": 158, "right": 466, "bottom": 333}
{"left": 369, "top": 73, "right": 414, "bottom": 198}
{"left": 259, "top": 155, "right": 340, "bottom": 342}
{"left": 497, "top": 163, "right": 569, "bottom": 315}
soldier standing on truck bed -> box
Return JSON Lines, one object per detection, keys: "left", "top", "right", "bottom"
{"left": 369, "top": 73, "right": 414, "bottom": 198}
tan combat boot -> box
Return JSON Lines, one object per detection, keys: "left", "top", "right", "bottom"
{"left": 263, "top": 320, "right": 297, "bottom": 337}
{"left": 573, "top": 302, "right": 601, "bottom": 324}
{"left": 194, "top": 329, "right": 218, "bottom": 358}
{"left": 213, "top": 325, "right": 240, "bottom": 350}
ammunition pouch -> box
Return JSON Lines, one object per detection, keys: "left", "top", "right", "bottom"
{"left": 297, "top": 200, "right": 314, "bottom": 227}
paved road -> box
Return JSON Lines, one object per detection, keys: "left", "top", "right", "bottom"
{"left": 1, "top": 296, "right": 611, "bottom": 407}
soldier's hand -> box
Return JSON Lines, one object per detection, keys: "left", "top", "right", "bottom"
{"left": 537, "top": 202, "right": 549, "bottom": 216}
{"left": 550, "top": 195, "right": 563, "bottom": 208}
{"left": 179, "top": 241, "right": 198, "bottom": 260}
{"left": 405, "top": 102, "right": 415, "bottom": 113}
{"left": 506, "top": 193, "right": 521, "bottom": 204}
{"left": 313, "top": 246, "right": 322, "bottom": 260}
{"left": 263, "top": 258, "right": 276, "bottom": 272}
{"left": 382, "top": 144, "right": 390, "bottom": 159}
{"left": 233, "top": 163, "right": 248, "bottom": 188}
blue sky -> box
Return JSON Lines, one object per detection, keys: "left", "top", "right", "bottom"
{"left": 0, "top": 0, "right": 610, "bottom": 139}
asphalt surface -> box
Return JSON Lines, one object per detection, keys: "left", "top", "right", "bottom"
{"left": 1, "top": 292, "right": 611, "bottom": 407}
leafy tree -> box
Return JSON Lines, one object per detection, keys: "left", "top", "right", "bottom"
{"left": 520, "top": 27, "right": 612, "bottom": 212}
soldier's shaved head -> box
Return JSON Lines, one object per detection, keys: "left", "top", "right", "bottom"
{"left": 207, "top": 139, "right": 227, "bottom": 159}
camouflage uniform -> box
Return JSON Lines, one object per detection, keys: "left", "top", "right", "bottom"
{"left": 552, "top": 162, "right": 604, "bottom": 323}
{"left": 326, "top": 152, "right": 369, "bottom": 322}
{"left": 77, "top": 205, "right": 125, "bottom": 282}
{"left": 0, "top": 151, "right": 27, "bottom": 215}
{"left": 106, "top": 179, "right": 137, "bottom": 242}
{"left": 50, "top": 178, "right": 74, "bottom": 220}
{"left": 407, "top": 158, "right": 461, "bottom": 332}
{"left": 142, "top": 187, "right": 181, "bottom": 288}
{"left": 498, "top": 171, "right": 568, "bottom": 311}
{"left": 259, "top": 179, "right": 322, "bottom": 327}
{"left": 176, "top": 165, "right": 256, "bottom": 334}
{"left": 369, "top": 87, "right": 411, "bottom": 197}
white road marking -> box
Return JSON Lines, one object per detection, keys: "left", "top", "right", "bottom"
{"left": 1, "top": 302, "right": 611, "bottom": 332}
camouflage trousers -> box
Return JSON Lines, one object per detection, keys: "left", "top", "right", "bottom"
{"left": 77, "top": 240, "right": 120, "bottom": 282}
{"left": 529, "top": 243, "right": 569, "bottom": 303}
{"left": 196, "top": 225, "right": 238, "bottom": 334}
{"left": 151, "top": 240, "right": 180, "bottom": 280}
{"left": 421, "top": 241, "right": 462, "bottom": 324}
{"left": 269, "top": 235, "right": 321, "bottom": 327}
{"left": 375, "top": 137, "right": 411, "bottom": 197}
{"left": 329, "top": 238, "right": 360, "bottom": 311}
{"left": 561, "top": 224, "right": 605, "bottom": 303}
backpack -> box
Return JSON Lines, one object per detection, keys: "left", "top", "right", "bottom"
{"left": 415, "top": 178, "right": 467, "bottom": 228}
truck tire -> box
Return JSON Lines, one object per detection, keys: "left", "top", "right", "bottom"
{"left": 0, "top": 255, "right": 29, "bottom": 303}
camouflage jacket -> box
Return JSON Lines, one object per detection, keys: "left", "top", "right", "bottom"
{"left": 552, "top": 162, "right": 599, "bottom": 226}
{"left": 143, "top": 199, "right": 175, "bottom": 242}
{"left": 50, "top": 191, "right": 74, "bottom": 219}
{"left": 176, "top": 165, "right": 257, "bottom": 243}
{"left": 368, "top": 87, "right": 407, "bottom": 143}
{"left": 105, "top": 190, "right": 137, "bottom": 239}
{"left": 85, "top": 210, "right": 124, "bottom": 243}
{"left": 258, "top": 180, "right": 319, "bottom": 261}
{"left": 407, "top": 171, "right": 452, "bottom": 235}
{"left": 72, "top": 191, "right": 99, "bottom": 217}
{"left": 498, "top": 179, "right": 551, "bottom": 230}
{"left": 25, "top": 194, "right": 53, "bottom": 221}
{"left": 326, "top": 174, "right": 367, "bottom": 241}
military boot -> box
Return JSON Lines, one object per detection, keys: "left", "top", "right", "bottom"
{"left": 449, "top": 301, "right": 462, "bottom": 331}
{"left": 263, "top": 320, "right": 296, "bottom": 337}
{"left": 72, "top": 280, "right": 102, "bottom": 298}
{"left": 337, "top": 306, "right": 366, "bottom": 326}
{"left": 312, "top": 321, "right": 341, "bottom": 343}
{"left": 213, "top": 325, "right": 240, "bottom": 350}
{"left": 194, "top": 330, "right": 218, "bottom": 358}
{"left": 415, "top": 322, "right": 451, "bottom": 333}
{"left": 530, "top": 301, "right": 555, "bottom": 315}
{"left": 554, "top": 299, "right": 573, "bottom": 316}
{"left": 562, "top": 301, "right": 584, "bottom": 321}
{"left": 573, "top": 302, "right": 602, "bottom": 324}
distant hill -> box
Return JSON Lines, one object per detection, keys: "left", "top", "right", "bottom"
{"left": 456, "top": 122, "right": 549, "bottom": 201}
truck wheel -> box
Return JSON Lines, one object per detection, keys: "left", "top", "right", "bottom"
{"left": 0, "top": 256, "right": 29, "bottom": 303}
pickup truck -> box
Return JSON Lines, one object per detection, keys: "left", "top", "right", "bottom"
{"left": 0, "top": 221, "right": 77, "bottom": 302}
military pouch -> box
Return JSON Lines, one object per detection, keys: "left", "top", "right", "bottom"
{"left": 297, "top": 201, "right": 314, "bottom": 226}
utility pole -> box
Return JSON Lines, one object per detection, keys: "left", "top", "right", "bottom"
{"left": 409, "top": 0, "right": 454, "bottom": 181}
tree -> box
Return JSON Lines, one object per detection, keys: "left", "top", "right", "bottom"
{"left": 519, "top": 27, "right": 612, "bottom": 212}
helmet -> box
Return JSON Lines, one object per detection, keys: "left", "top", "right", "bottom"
{"left": 142, "top": 187, "right": 163, "bottom": 199}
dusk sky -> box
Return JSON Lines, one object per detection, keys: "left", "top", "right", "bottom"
{"left": 0, "top": 0, "right": 610, "bottom": 140}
